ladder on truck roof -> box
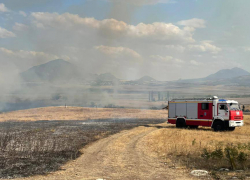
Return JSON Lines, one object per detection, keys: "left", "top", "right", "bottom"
{"left": 171, "top": 97, "right": 213, "bottom": 101}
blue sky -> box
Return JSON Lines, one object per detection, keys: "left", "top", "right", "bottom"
{"left": 0, "top": 0, "right": 250, "bottom": 80}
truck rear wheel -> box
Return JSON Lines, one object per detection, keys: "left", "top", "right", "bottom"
{"left": 176, "top": 119, "right": 186, "bottom": 128}
{"left": 213, "top": 121, "right": 224, "bottom": 132}
{"left": 228, "top": 127, "right": 235, "bottom": 131}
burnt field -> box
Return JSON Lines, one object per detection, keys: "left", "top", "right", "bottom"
{"left": 0, "top": 117, "right": 166, "bottom": 179}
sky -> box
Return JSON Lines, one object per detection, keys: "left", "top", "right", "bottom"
{"left": 0, "top": 0, "right": 250, "bottom": 81}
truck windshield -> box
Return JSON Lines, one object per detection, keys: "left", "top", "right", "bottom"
{"left": 229, "top": 103, "right": 240, "bottom": 111}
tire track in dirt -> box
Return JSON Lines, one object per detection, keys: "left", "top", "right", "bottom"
{"left": 14, "top": 126, "right": 195, "bottom": 180}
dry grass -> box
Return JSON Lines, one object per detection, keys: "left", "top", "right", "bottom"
{"left": 0, "top": 107, "right": 167, "bottom": 179}
{"left": 0, "top": 106, "right": 168, "bottom": 122}
{"left": 2, "top": 106, "right": 250, "bottom": 179}
{"left": 141, "top": 115, "right": 250, "bottom": 179}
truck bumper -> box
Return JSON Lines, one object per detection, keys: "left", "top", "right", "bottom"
{"left": 229, "top": 120, "right": 244, "bottom": 127}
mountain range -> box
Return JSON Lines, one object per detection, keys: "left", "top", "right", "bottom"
{"left": 20, "top": 59, "right": 121, "bottom": 84}
{"left": 176, "top": 67, "right": 250, "bottom": 85}
{"left": 21, "top": 59, "right": 80, "bottom": 83}
{"left": 20, "top": 59, "right": 250, "bottom": 86}
{"left": 204, "top": 67, "right": 250, "bottom": 80}
{"left": 136, "top": 76, "right": 157, "bottom": 83}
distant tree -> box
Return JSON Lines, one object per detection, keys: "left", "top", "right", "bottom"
{"left": 90, "top": 102, "right": 96, "bottom": 107}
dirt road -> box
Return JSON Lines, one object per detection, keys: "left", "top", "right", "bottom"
{"left": 16, "top": 126, "right": 194, "bottom": 180}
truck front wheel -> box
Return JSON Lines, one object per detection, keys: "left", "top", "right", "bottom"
{"left": 213, "top": 121, "right": 224, "bottom": 132}
{"left": 228, "top": 127, "right": 235, "bottom": 131}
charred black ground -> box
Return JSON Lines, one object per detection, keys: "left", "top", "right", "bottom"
{"left": 0, "top": 118, "right": 166, "bottom": 179}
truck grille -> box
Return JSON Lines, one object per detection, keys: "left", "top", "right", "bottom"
{"left": 234, "top": 116, "right": 242, "bottom": 120}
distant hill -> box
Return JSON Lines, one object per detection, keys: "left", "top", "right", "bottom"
{"left": 20, "top": 59, "right": 81, "bottom": 83}
{"left": 208, "top": 75, "right": 250, "bottom": 86}
{"left": 97, "top": 73, "right": 119, "bottom": 81}
{"left": 204, "top": 67, "right": 250, "bottom": 80}
{"left": 176, "top": 67, "right": 250, "bottom": 84}
{"left": 83, "top": 73, "right": 119, "bottom": 85}
{"left": 83, "top": 73, "right": 99, "bottom": 82}
{"left": 22, "top": 60, "right": 249, "bottom": 87}
{"left": 137, "top": 76, "right": 156, "bottom": 82}
{"left": 20, "top": 59, "right": 121, "bottom": 84}
{"left": 231, "top": 75, "right": 250, "bottom": 86}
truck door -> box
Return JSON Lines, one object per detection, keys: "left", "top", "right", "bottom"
{"left": 218, "top": 104, "right": 229, "bottom": 120}
{"left": 198, "top": 103, "right": 213, "bottom": 126}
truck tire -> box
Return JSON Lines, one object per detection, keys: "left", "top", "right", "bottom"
{"left": 176, "top": 119, "right": 186, "bottom": 128}
{"left": 213, "top": 121, "right": 224, "bottom": 132}
{"left": 228, "top": 127, "right": 235, "bottom": 131}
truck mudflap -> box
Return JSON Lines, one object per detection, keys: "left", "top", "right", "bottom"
{"left": 167, "top": 118, "right": 176, "bottom": 124}
{"left": 229, "top": 120, "right": 244, "bottom": 127}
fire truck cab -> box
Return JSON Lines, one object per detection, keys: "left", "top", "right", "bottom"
{"left": 168, "top": 96, "right": 244, "bottom": 131}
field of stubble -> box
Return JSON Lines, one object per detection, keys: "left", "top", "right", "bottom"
{"left": 1, "top": 107, "right": 250, "bottom": 180}
{"left": 0, "top": 107, "right": 167, "bottom": 179}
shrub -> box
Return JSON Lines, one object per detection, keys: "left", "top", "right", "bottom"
{"left": 201, "top": 143, "right": 249, "bottom": 170}
{"left": 225, "top": 145, "right": 238, "bottom": 170}
{"left": 201, "top": 148, "right": 211, "bottom": 161}
{"left": 237, "top": 152, "right": 248, "bottom": 169}
{"left": 90, "top": 102, "right": 96, "bottom": 107}
{"left": 211, "top": 147, "right": 224, "bottom": 160}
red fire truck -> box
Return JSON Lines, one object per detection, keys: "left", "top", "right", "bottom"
{"left": 168, "top": 96, "right": 244, "bottom": 131}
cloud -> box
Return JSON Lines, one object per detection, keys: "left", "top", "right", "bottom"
{"left": 0, "top": 47, "right": 67, "bottom": 80}
{"left": 0, "top": 27, "right": 16, "bottom": 38}
{"left": 243, "top": 47, "right": 250, "bottom": 52}
{"left": 31, "top": 12, "right": 194, "bottom": 44}
{"left": 188, "top": 41, "right": 221, "bottom": 54}
{"left": 23, "top": 12, "right": 222, "bottom": 80}
{"left": 150, "top": 55, "right": 184, "bottom": 64}
{"left": 0, "top": 11, "right": 225, "bottom": 81}
{"left": 177, "top": 18, "right": 206, "bottom": 28}
{"left": 0, "top": 3, "right": 9, "bottom": 12}
{"left": 190, "top": 60, "right": 201, "bottom": 66}
{"left": 241, "top": 46, "right": 250, "bottom": 52}
{"left": 128, "top": 22, "right": 194, "bottom": 43}
{"left": 0, "top": 47, "right": 73, "bottom": 75}
{"left": 107, "top": 0, "right": 173, "bottom": 6}
{"left": 150, "top": 55, "right": 173, "bottom": 62}
{"left": 0, "top": 47, "right": 61, "bottom": 61}
{"left": 13, "top": 23, "right": 28, "bottom": 31}
{"left": 163, "top": 41, "right": 221, "bottom": 54}
{"left": 31, "top": 12, "right": 99, "bottom": 29}
{"left": 95, "top": 45, "right": 141, "bottom": 58}
{"left": 165, "top": 45, "right": 186, "bottom": 52}
{"left": 19, "top": 11, "right": 27, "bottom": 17}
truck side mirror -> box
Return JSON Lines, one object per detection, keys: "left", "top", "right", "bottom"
{"left": 225, "top": 106, "right": 229, "bottom": 112}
